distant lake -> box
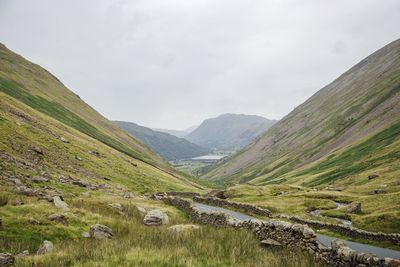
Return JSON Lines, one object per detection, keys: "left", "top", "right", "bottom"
{"left": 192, "top": 154, "right": 226, "bottom": 160}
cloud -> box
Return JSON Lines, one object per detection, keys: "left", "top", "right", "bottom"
{"left": 0, "top": 0, "right": 399, "bottom": 128}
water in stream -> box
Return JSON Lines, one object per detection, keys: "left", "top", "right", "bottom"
{"left": 308, "top": 201, "right": 352, "bottom": 226}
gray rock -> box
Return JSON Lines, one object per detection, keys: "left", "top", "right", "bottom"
{"left": 15, "top": 250, "right": 29, "bottom": 259}
{"left": 143, "top": 209, "right": 169, "bottom": 226}
{"left": 60, "top": 137, "right": 69, "bottom": 143}
{"left": 29, "top": 218, "right": 41, "bottom": 225}
{"left": 32, "top": 147, "right": 43, "bottom": 155}
{"left": 53, "top": 196, "right": 69, "bottom": 211}
{"left": 75, "top": 156, "right": 82, "bottom": 161}
{"left": 72, "top": 180, "right": 88, "bottom": 187}
{"left": 90, "top": 224, "right": 114, "bottom": 239}
{"left": 82, "top": 232, "right": 91, "bottom": 238}
{"left": 136, "top": 206, "right": 146, "bottom": 214}
{"left": 48, "top": 214, "right": 68, "bottom": 225}
{"left": 37, "top": 240, "right": 54, "bottom": 255}
{"left": 331, "top": 239, "right": 346, "bottom": 251}
{"left": 260, "top": 238, "right": 282, "bottom": 247}
{"left": 32, "top": 176, "right": 49, "bottom": 183}
{"left": 0, "top": 253, "right": 15, "bottom": 267}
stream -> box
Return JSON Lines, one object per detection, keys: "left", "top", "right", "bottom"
{"left": 194, "top": 202, "right": 400, "bottom": 259}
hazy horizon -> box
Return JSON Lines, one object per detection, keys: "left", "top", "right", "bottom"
{"left": 1, "top": 0, "right": 399, "bottom": 129}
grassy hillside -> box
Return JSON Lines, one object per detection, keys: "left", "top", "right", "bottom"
{"left": 203, "top": 39, "right": 400, "bottom": 186}
{"left": 115, "top": 121, "right": 210, "bottom": 161}
{"left": 0, "top": 43, "right": 169, "bottom": 169}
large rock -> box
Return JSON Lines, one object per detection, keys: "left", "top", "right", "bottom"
{"left": 53, "top": 196, "right": 69, "bottom": 211}
{"left": 108, "top": 203, "right": 122, "bottom": 210}
{"left": 37, "top": 240, "right": 54, "bottom": 255}
{"left": 168, "top": 224, "right": 199, "bottom": 233}
{"left": 90, "top": 224, "right": 114, "bottom": 239}
{"left": 143, "top": 209, "right": 169, "bottom": 226}
{"left": 0, "top": 253, "right": 15, "bottom": 267}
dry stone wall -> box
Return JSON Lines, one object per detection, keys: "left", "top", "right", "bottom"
{"left": 161, "top": 195, "right": 400, "bottom": 267}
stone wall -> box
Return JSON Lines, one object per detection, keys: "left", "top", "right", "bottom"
{"left": 277, "top": 215, "right": 400, "bottom": 245}
{"left": 162, "top": 196, "right": 400, "bottom": 267}
{"left": 192, "top": 196, "right": 272, "bottom": 217}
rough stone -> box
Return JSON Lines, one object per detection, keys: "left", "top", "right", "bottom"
{"left": 48, "top": 214, "right": 68, "bottom": 225}
{"left": 143, "top": 209, "right": 169, "bottom": 226}
{"left": 32, "top": 176, "right": 49, "bottom": 183}
{"left": 90, "top": 224, "right": 114, "bottom": 239}
{"left": 32, "top": 147, "right": 43, "bottom": 155}
{"left": 82, "top": 232, "right": 91, "bottom": 238}
{"left": 60, "top": 137, "right": 69, "bottom": 143}
{"left": 29, "top": 218, "right": 41, "bottom": 225}
{"left": 37, "top": 240, "right": 54, "bottom": 255}
{"left": 15, "top": 250, "right": 29, "bottom": 259}
{"left": 53, "top": 196, "right": 69, "bottom": 211}
{"left": 75, "top": 155, "right": 82, "bottom": 161}
{"left": 0, "top": 253, "right": 15, "bottom": 267}
{"left": 368, "top": 174, "right": 380, "bottom": 180}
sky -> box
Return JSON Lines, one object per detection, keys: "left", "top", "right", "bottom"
{"left": 0, "top": 0, "right": 399, "bottom": 129}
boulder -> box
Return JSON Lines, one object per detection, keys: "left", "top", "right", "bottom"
{"left": 37, "top": 240, "right": 54, "bottom": 255}
{"left": 168, "top": 224, "right": 200, "bottom": 233}
{"left": 90, "top": 224, "right": 114, "bottom": 239}
{"left": 260, "top": 238, "right": 282, "bottom": 247}
{"left": 53, "top": 196, "right": 69, "bottom": 211}
{"left": 48, "top": 214, "right": 68, "bottom": 225}
{"left": 347, "top": 202, "right": 362, "bottom": 214}
{"left": 143, "top": 209, "right": 169, "bottom": 226}
{"left": 0, "top": 253, "right": 15, "bottom": 267}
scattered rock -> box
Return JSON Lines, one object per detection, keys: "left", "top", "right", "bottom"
{"left": 0, "top": 253, "right": 15, "bottom": 266}
{"left": 29, "top": 218, "right": 41, "bottom": 225}
{"left": 14, "top": 186, "right": 37, "bottom": 196}
{"left": 32, "top": 147, "right": 43, "bottom": 155}
{"left": 88, "top": 150, "right": 101, "bottom": 157}
{"left": 143, "top": 209, "right": 169, "bottom": 226}
{"left": 72, "top": 180, "right": 88, "bottom": 187}
{"left": 32, "top": 176, "right": 49, "bottom": 183}
{"left": 347, "top": 202, "right": 362, "bottom": 214}
{"left": 37, "top": 240, "right": 54, "bottom": 255}
{"left": 368, "top": 174, "right": 380, "bottom": 180}
{"left": 108, "top": 203, "right": 122, "bottom": 210}
{"left": 122, "top": 192, "right": 134, "bottom": 199}
{"left": 53, "top": 196, "right": 69, "bottom": 211}
{"left": 90, "top": 224, "right": 114, "bottom": 239}
{"left": 75, "top": 155, "right": 82, "bottom": 161}
{"left": 82, "top": 232, "right": 91, "bottom": 238}
{"left": 260, "top": 238, "right": 283, "bottom": 247}
{"left": 10, "top": 199, "right": 24, "bottom": 206}
{"left": 168, "top": 224, "right": 200, "bottom": 233}
{"left": 15, "top": 250, "right": 29, "bottom": 259}
{"left": 60, "top": 137, "right": 69, "bottom": 143}
{"left": 48, "top": 214, "right": 68, "bottom": 225}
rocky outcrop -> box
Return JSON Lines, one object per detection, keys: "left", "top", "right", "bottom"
{"left": 90, "top": 224, "right": 114, "bottom": 239}
{"left": 0, "top": 253, "right": 15, "bottom": 267}
{"left": 143, "top": 209, "right": 169, "bottom": 226}
{"left": 37, "top": 240, "right": 54, "bottom": 255}
{"left": 346, "top": 203, "right": 362, "bottom": 214}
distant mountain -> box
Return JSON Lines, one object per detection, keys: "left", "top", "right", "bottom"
{"left": 203, "top": 39, "right": 400, "bottom": 186}
{"left": 185, "top": 114, "right": 277, "bottom": 151}
{"left": 153, "top": 125, "right": 198, "bottom": 138}
{"left": 115, "top": 121, "right": 209, "bottom": 161}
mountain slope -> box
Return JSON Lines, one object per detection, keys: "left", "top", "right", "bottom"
{"left": 0, "top": 43, "right": 169, "bottom": 170}
{"left": 203, "top": 39, "right": 400, "bottom": 186}
{"left": 153, "top": 125, "right": 198, "bottom": 138}
{"left": 185, "top": 114, "right": 276, "bottom": 151}
{"left": 115, "top": 121, "right": 210, "bottom": 161}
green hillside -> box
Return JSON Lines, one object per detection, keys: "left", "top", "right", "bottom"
{"left": 0, "top": 43, "right": 169, "bottom": 170}
{"left": 203, "top": 39, "right": 400, "bottom": 186}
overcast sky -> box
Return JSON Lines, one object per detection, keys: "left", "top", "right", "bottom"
{"left": 0, "top": 0, "right": 399, "bottom": 129}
